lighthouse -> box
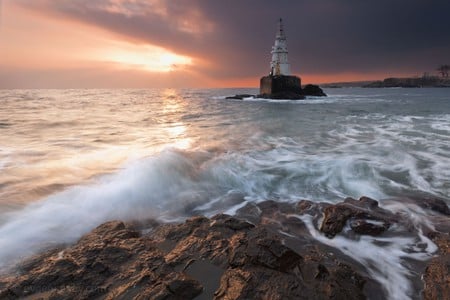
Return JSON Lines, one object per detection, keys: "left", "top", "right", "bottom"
{"left": 257, "top": 18, "right": 326, "bottom": 99}
{"left": 259, "top": 18, "right": 303, "bottom": 98}
{"left": 270, "top": 18, "right": 290, "bottom": 76}
{"left": 228, "top": 18, "right": 326, "bottom": 100}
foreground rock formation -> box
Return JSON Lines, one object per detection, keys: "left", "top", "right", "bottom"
{"left": 0, "top": 196, "right": 448, "bottom": 300}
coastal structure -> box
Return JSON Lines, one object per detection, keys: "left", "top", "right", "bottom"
{"left": 228, "top": 18, "right": 326, "bottom": 100}
{"left": 259, "top": 19, "right": 315, "bottom": 99}
{"left": 270, "top": 18, "right": 290, "bottom": 76}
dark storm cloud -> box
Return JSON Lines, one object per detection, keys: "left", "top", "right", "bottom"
{"left": 197, "top": 0, "right": 450, "bottom": 76}
{"left": 19, "top": 0, "right": 450, "bottom": 78}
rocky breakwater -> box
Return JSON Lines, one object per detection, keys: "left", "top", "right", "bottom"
{"left": 0, "top": 196, "right": 448, "bottom": 299}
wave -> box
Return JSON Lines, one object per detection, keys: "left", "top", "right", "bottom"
{"left": 1, "top": 126, "right": 447, "bottom": 270}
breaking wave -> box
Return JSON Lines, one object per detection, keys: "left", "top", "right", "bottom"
{"left": 0, "top": 87, "right": 449, "bottom": 299}
{"left": 0, "top": 127, "right": 448, "bottom": 270}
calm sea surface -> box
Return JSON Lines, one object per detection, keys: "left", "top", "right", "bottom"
{"left": 0, "top": 87, "right": 449, "bottom": 271}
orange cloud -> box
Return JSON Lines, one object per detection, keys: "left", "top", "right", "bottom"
{"left": 0, "top": 1, "right": 208, "bottom": 88}
{"left": 2, "top": 1, "right": 449, "bottom": 88}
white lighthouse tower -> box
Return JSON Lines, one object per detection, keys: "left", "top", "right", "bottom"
{"left": 270, "top": 18, "right": 291, "bottom": 76}
{"left": 260, "top": 18, "right": 315, "bottom": 99}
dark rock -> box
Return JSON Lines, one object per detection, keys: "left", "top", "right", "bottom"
{"left": 225, "top": 94, "right": 254, "bottom": 100}
{"left": 302, "top": 84, "right": 327, "bottom": 97}
{"left": 320, "top": 197, "right": 394, "bottom": 237}
{"left": 234, "top": 202, "right": 262, "bottom": 224}
{"left": 259, "top": 91, "right": 305, "bottom": 100}
{"left": 165, "top": 274, "right": 203, "bottom": 299}
{"left": 1, "top": 196, "right": 448, "bottom": 300}
{"left": 415, "top": 196, "right": 450, "bottom": 215}
{"left": 210, "top": 214, "right": 255, "bottom": 231}
{"left": 349, "top": 219, "right": 389, "bottom": 236}
{"left": 0, "top": 209, "right": 368, "bottom": 299}
{"left": 315, "top": 264, "right": 330, "bottom": 280}
{"left": 229, "top": 229, "right": 303, "bottom": 272}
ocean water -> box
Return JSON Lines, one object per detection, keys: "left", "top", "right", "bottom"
{"left": 0, "top": 88, "right": 449, "bottom": 297}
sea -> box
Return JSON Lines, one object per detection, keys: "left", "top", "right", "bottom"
{"left": 0, "top": 87, "right": 449, "bottom": 298}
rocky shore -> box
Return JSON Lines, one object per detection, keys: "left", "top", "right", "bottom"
{"left": 0, "top": 196, "right": 448, "bottom": 299}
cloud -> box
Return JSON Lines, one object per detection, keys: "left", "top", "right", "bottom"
{"left": 8, "top": 0, "right": 450, "bottom": 86}
{"left": 0, "top": 63, "right": 209, "bottom": 89}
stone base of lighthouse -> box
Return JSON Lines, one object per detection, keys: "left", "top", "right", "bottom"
{"left": 259, "top": 75, "right": 304, "bottom": 99}
{"left": 258, "top": 75, "right": 327, "bottom": 99}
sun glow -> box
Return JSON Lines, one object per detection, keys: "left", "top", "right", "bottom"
{"left": 93, "top": 42, "right": 193, "bottom": 72}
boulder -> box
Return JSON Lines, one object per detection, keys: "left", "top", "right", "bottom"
{"left": 319, "top": 197, "right": 394, "bottom": 237}
{"left": 302, "top": 84, "right": 327, "bottom": 97}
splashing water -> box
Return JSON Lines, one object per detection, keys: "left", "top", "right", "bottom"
{"left": 0, "top": 88, "right": 449, "bottom": 288}
{"left": 297, "top": 206, "right": 437, "bottom": 300}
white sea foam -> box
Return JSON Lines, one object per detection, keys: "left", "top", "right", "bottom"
{"left": 0, "top": 142, "right": 414, "bottom": 270}
{"left": 0, "top": 149, "right": 209, "bottom": 270}
{"left": 328, "top": 113, "right": 450, "bottom": 199}
{"left": 1, "top": 110, "right": 449, "bottom": 270}
{"left": 430, "top": 114, "right": 450, "bottom": 132}
{"left": 296, "top": 213, "right": 437, "bottom": 300}
{"left": 0, "top": 88, "right": 449, "bottom": 283}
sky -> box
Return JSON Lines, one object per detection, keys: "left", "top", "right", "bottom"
{"left": 1, "top": 0, "right": 449, "bottom": 88}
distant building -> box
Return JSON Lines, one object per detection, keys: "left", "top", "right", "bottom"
{"left": 270, "top": 18, "right": 291, "bottom": 76}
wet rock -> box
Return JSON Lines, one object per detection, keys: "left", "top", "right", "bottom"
{"left": 225, "top": 94, "right": 254, "bottom": 100}
{"left": 234, "top": 202, "right": 262, "bottom": 224}
{"left": 210, "top": 214, "right": 255, "bottom": 231}
{"left": 1, "top": 196, "right": 447, "bottom": 300}
{"left": 349, "top": 219, "right": 389, "bottom": 236}
{"left": 165, "top": 274, "right": 203, "bottom": 298}
{"left": 423, "top": 232, "right": 450, "bottom": 300}
{"left": 314, "top": 264, "right": 330, "bottom": 280}
{"left": 0, "top": 209, "right": 368, "bottom": 299}
{"left": 416, "top": 196, "right": 450, "bottom": 215}
{"left": 228, "top": 228, "right": 303, "bottom": 272}
{"left": 320, "top": 197, "right": 394, "bottom": 237}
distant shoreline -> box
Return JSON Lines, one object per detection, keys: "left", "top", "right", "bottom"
{"left": 322, "top": 76, "right": 450, "bottom": 88}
